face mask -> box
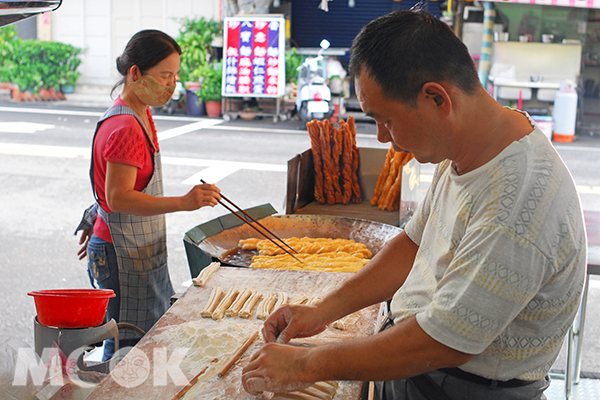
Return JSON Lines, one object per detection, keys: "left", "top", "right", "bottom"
{"left": 129, "top": 74, "right": 175, "bottom": 107}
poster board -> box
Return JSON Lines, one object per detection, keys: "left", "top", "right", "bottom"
{"left": 222, "top": 16, "right": 286, "bottom": 98}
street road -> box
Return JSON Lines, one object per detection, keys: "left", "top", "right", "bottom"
{"left": 1, "top": 103, "right": 600, "bottom": 375}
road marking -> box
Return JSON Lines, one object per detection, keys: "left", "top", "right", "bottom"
{"left": 0, "top": 142, "right": 286, "bottom": 175}
{"left": 161, "top": 155, "right": 286, "bottom": 171}
{"left": 0, "top": 106, "right": 103, "bottom": 117}
{"left": 0, "top": 106, "right": 219, "bottom": 122}
{"left": 1, "top": 142, "right": 599, "bottom": 194}
{"left": 0, "top": 106, "right": 377, "bottom": 137}
{"left": 0, "top": 142, "right": 89, "bottom": 158}
{"left": 157, "top": 120, "right": 223, "bottom": 141}
{"left": 182, "top": 165, "right": 241, "bottom": 185}
{"left": 0, "top": 122, "right": 55, "bottom": 133}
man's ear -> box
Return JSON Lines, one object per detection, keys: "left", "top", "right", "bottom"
{"left": 421, "top": 82, "right": 451, "bottom": 115}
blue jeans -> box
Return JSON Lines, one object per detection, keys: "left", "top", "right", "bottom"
{"left": 87, "top": 234, "right": 139, "bottom": 361}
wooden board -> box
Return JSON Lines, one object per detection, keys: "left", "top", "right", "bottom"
{"left": 86, "top": 267, "right": 381, "bottom": 400}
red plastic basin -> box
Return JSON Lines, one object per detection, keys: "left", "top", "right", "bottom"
{"left": 28, "top": 289, "right": 115, "bottom": 328}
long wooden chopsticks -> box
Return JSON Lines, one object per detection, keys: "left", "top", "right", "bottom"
{"left": 171, "top": 364, "right": 210, "bottom": 400}
{"left": 201, "top": 179, "right": 303, "bottom": 264}
{"left": 218, "top": 330, "right": 259, "bottom": 378}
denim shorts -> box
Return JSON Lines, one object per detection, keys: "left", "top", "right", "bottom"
{"left": 87, "top": 234, "right": 121, "bottom": 361}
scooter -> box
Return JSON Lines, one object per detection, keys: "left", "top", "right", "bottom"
{"left": 296, "top": 39, "right": 335, "bottom": 123}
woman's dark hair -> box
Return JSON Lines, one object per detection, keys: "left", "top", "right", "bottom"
{"left": 349, "top": 10, "right": 480, "bottom": 106}
{"left": 111, "top": 29, "right": 182, "bottom": 96}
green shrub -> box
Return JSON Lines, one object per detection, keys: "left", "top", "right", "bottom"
{"left": 285, "top": 47, "right": 303, "bottom": 84}
{"left": 0, "top": 26, "right": 82, "bottom": 93}
{"left": 197, "top": 62, "right": 223, "bottom": 102}
{"left": 177, "top": 17, "right": 222, "bottom": 84}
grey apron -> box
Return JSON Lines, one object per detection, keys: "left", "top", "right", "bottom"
{"left": 90, "top": 105, "right": 175, "bottom": 340}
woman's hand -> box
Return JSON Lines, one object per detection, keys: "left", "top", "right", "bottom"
{"left": 180, "top": 183, "right": 221, "bottom": 211}
{"left": 77, "top": 229, "right": 92, "bottom": 260}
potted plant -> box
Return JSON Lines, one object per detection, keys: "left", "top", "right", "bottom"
{"left": 284, "top": 47, "right": 303, "bottom": 113}
{"left": 176, "top": 17, "right": 222, "bottom": 116}
{"left": 198, "top": 63, "right": 223, "bottom": 118}
{"left": 177, "top": 17, "right": 222, "bottom": 83}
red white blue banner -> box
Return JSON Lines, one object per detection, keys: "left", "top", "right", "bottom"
{"left": 223, "top": 17, "right": 286, "bottom": 98}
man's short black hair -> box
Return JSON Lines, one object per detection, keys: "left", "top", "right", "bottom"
{"left": 349, "top": 10, "right": 480, "bottom": 106}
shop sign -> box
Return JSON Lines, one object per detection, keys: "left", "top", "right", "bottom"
{"left": 223, "top": 16, "right": 286, "bottom": 98}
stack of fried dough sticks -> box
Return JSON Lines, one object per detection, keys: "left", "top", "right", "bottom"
{"left": 371, "top": 145, "right": 414, "bottom": 211}
{"left": 306, "top": 117, "right": 362, "bottom": 205}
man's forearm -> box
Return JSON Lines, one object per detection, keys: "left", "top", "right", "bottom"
{"left": 319, "top": 230, "right": 418, "bottom": 324}
{"left": 304, "top": 316, "right": 473, "bottom": 383}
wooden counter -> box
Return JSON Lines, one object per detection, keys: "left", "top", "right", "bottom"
{"left": 86, "top": 267, "right": 381, "bottom": 400}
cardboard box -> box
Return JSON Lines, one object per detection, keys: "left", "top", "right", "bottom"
{"left": 286, "top": 147, "right": 420, "bottom": 227}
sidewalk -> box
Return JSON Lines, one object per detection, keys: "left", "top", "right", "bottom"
{"left": 61, "top": 85, "right": 115, "bottom": 109}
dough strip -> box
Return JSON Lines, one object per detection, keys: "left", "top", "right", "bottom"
{"left": 217, "top": 330, "right": 259, "bottom": 378}
{"left": 192, "top": 261, "right": 221, "bottom": 286}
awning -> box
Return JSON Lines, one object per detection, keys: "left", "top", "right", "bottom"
{"left": 0, "top": 0, "right": 62, "bottom": 28}
{"left": 483, "top": 0, "right": 600, "bottom": 9}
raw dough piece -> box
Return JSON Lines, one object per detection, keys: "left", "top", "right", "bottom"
{"left": 200, "top": 286, "right": 224, "bottom": 318}
{"left": 239, "top": 290, "right": 263, "bottom": 319}
{"left": 290, "top": 293, "right": 309, "bottom": 305}
{"left": 272, "top": 381, "right": 339, "bottom": 400}
{"left": 212, "top": 287, "right": 239, "bottom": 321}
{"left": 160, "top": 323, "right": 257, "bottom": 399}
{"left": 225, "top": 288, "right": 252, "bottom": 317}
{"left": 273, "top": 292, "right": 289, "bottom": 311}
{"left": 256, "top": 292, "right": 277, "bottom": 320}
{"left": 312, "top": 381, "right": 339, "bottom": 396}
{"left": 331, "top": 312, "right": 357, "bottom": 330}
{"left": 307, "top": 296, "right": 322, "bottom": 306}
{"left": 192, "top": 261, "right": 221, "bottom": 286}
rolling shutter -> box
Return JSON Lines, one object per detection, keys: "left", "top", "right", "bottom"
{"left": 291, "top": 0, "right": 444, "bottom": 53}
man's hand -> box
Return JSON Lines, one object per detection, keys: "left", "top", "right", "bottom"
{"left": 262, "top": 304, "right": 328, "bottom": 344}
{"left": 242, "top": 343, "right": 314, "bottom": 395}
{"left": 77, "top": 229, "right": 92, "bottom": 260}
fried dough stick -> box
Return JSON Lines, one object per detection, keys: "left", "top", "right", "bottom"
{"left": 371, "top": 145, "right": 395, "bottom": 206}
{"left": 339, "top": 120, "right": 354, "bottom": 204}
{"left": 382, "top": 153, "right": 415, "bottom": 211}
{"left": 307, "top": 120, "right": 325, "bottom": 204}
{"left": 378, "top": 151, "right": 405, "bottom": 210}
{"left": 330, "top": 122, "right": 343, "bottom": 203}
{"left": 319, "top": 120, "right": 336, "bottom": 205}
{"left": 347, "top": 116, "right": 362, "bottom": 203}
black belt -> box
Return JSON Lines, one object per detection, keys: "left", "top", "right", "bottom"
{"left": 439, "top": 367, "right": 536, "bottom": 388}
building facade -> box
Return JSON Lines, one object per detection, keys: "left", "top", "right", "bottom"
{"left": 49, "top": 0, "right": 220, "bottom": 87}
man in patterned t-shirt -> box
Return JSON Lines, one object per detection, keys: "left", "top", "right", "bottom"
{"left": 241, "top": 10, "right": 586, "bottom": 400}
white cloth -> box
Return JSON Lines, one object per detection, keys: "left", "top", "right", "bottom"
{"left": 391, "top": 119, "right": 586, "bottom": 381}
